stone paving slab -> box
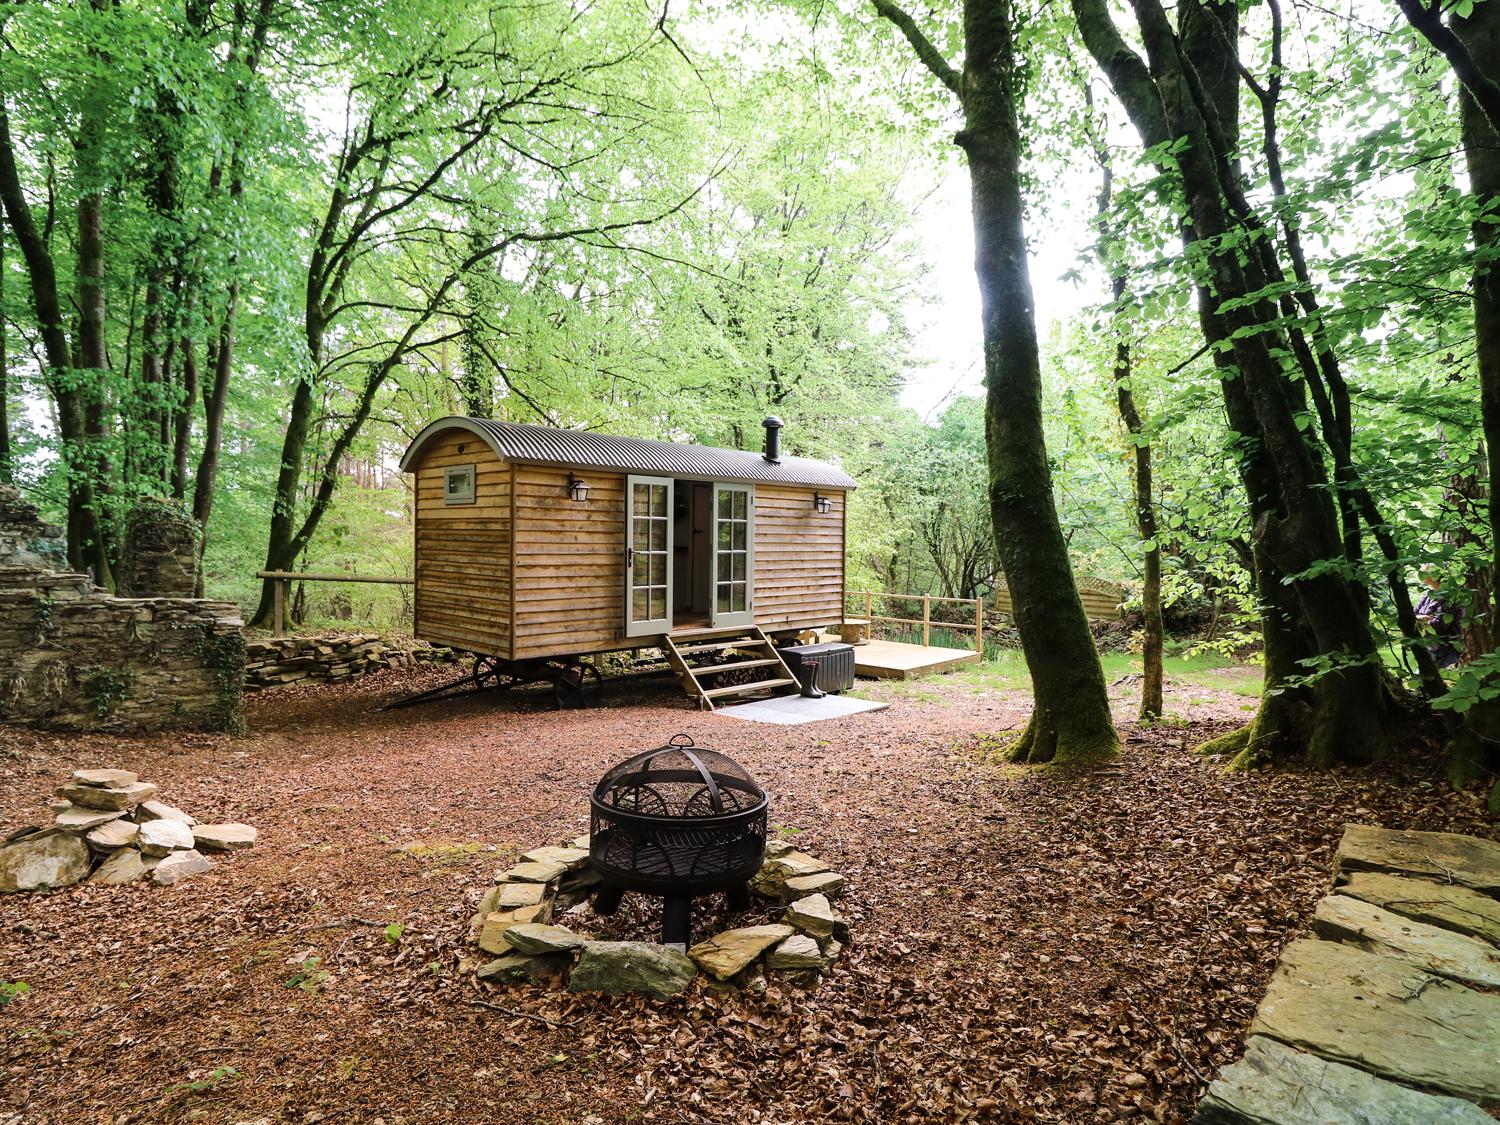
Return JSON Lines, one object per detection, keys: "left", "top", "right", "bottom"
{"left": 1250, "top": 938, "right": 1500, "bottom": 1106}
{"left": 1336, "top": 824, "right": 1500, "bottom": 894}
{"left": 1334, "top": 870, "right": 1500, "bottom": 946}
{"left": 1193, "top": 1035, "right": 1493, "bottom": 1124}
{"left": 1312, "top": 893, "right": 1500, "bottom": 989}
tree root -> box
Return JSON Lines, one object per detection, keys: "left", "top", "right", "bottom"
{"left": 1000, "top": 714, "right": 1119, "bottom": 767}
{"left": 1193, "top": 724, "right": 1250, "bottom": 758}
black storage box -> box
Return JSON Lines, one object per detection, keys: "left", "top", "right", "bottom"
{"left": 778, "top": 642, "right": 856, "bottom": 693}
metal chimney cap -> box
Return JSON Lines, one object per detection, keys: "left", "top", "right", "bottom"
{"left": 762, "top": 416, "right": 784, "bottom": 429}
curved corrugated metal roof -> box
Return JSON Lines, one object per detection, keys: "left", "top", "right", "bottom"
{"left": 399, "top": 416, "right": 858, "bottom": 490}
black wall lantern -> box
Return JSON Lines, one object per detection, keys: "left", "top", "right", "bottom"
{"left": 567, "top": 472, "right": 589, "bottom": 503}
{"left": 813, "top": 492, "right": 831, "bottom": 514}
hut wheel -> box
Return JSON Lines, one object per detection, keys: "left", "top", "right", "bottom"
{"left": 471, "top": 655, "right": 504, "bottom": 691}
{"left": 551, "top": 660, "right": 603, "bottom": 710}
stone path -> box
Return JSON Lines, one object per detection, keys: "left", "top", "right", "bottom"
{"left": 1194, "top": 825, "right": 1500, "bottom": 1124}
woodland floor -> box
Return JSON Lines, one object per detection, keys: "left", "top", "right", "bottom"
{"left": 1, "top": 657, "right": 1495, "bottom": 1125}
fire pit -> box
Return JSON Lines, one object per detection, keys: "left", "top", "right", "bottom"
{"left": 589, "top": 734, "right": 767, "bottom": 945}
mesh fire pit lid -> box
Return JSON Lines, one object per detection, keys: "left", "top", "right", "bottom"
{"left": 592, "top": 734, "right": 765, "bottom": 819}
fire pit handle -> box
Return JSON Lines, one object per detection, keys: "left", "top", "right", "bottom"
{"left": 649, "top": 735, "right": 724, "bottom": 814}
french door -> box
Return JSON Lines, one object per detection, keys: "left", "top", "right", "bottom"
{"left": 625, "top": 475, "right": 673, "bottom": 637}
{"left": 711, "top": 483, "right": 754, "bottom": 628}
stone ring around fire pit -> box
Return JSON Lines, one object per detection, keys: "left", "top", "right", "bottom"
{"left": 465, "top": 834, "right": 850, "bottom": 999}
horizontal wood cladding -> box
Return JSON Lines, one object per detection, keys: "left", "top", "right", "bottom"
{"left": 511, "top": 465, "right": 625, "bottom": 660}
{"left": 753, "top": 484, "right": 844, "bottom": 633}
{"left": 413, "top": 428, "right": 511, "bottom": 656}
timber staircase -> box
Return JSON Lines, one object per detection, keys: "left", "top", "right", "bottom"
{"left": 662, "top": 626, "right": 799, "bottom": 710}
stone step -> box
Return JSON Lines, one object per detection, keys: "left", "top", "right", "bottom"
{"left": 1249, "top": 938, "right": 1500, "bottom": 1106}
{"left": 1193, "top": 1035, "right": 1493, "bottom": 1124}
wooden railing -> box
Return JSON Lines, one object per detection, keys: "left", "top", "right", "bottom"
{"left": 256, "top": 569, "right": 412, "bottom": 638}
{"left": 846, "top": 591, "right": 985, "bottom": 654}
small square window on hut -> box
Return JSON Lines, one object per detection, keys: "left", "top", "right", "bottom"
{"left": 444, "top": 464, "right": 476, "bottom": 505}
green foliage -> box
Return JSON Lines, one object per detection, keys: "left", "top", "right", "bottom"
{"left": 0, "top": 981, "right": 32, "bottom": 1009}
{"left": 284, "top": 955, "right": 331, "bottom": 994}
{"left": 83, "top": 669, "right": 132, "bottom": 719}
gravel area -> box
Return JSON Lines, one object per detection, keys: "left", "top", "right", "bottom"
{"left": 1, "top": 663, "right": 1494, "bottom": 1124}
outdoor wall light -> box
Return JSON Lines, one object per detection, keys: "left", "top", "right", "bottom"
{"left": 568, "top": 472, "right": 590, "bottom": 503}
{"left": 813, "top": 492, "right": 831, "bottom": 514}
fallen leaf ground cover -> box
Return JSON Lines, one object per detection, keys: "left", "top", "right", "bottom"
{"left": 1, "top": 660, "right": 1494, "bottom": 1125}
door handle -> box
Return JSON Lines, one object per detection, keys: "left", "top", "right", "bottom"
{"left": 625, "top": 547, "right": 634, "bottom": 568}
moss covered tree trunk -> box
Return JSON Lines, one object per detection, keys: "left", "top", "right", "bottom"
{"left": 875, "top": 0, "right": 1118, "bottom": 765}
{"left": 1073, "top": 0, "right": 1393, "bottom": 766}
{"left": 1417, "top": 0, "right": 1500, "bottom": 812}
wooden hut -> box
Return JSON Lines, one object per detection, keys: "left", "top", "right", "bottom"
{"left": 399, "top": 415, "right": 857, "bottom": 708}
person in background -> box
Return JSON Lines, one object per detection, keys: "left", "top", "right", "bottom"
{"left": 1416, "top": 567, "right": 1464, "bottom": 670}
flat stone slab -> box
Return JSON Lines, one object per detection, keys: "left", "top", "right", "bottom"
{"left": 1335, "top": 870, "right": 1500, "bottom": 946}
{"left": 503, "top": 923, "right": 584, "bottom": 955}
{"left": 499, "top": 860, "right": 567, "bottom": 884}
{"left": 1337, "top": 824, "right": 1500, "bottom": 894}
{"left": 496, "top": 881, "right": 548, "bottom": 908}
{"left": 715, "top": 694, "right": 889, "bottom": 725}
{"left": 52, "top": 805, "right": 124, "bottom": 832}
{"left": 86, "top": 818, "right": 139, "bottom": 852}
{"left": 136, "top": 800, "right": 196, "bottom": 826}
{"left": 191, "top": 823, "right": 257, "bottom": 851}
{"left": 55, "top": 780, "right": 157, "bottom": 811}
{"left": 477, "top": 951, "right": 569, "bottom": 985}
{"left": 520, "top": 846, "right": 589, "bottom": 872}
{"left": 138, "top": 818, "right": 195, "bottom": 856}
{"left": 751, "top": 850, "right": 829, "bottom": 897}
{"left": 72, "top": 769, "right": 137, "bottom": 787}
{"left": 1250, "top": 938, "right": 1500, "bottom": 1105}
{"left": 0, "top": 829, "right": 91, "bottom": 892}
{"left": 783, "top": 871, "right": 846, "bottom": 901}
{"left": 478, "top": 905, "right": 546, "bottom": 954}
{"left": 1313, "top": 894, "right": 1500, "bottom": 989}
{"left": 766, "top": 934, "right": 823, "bottom": 970}
{"left": 569, "top": 941, "right": 697, "bottom": 999}
{"left": 1193, "top": 1035, "right": 1493, "bottom": 1124}
{"left": 88, "top": 847, "right": 148, "bottom": 885}
{"left": 152, "top": 849, "right": 213, "bottom": 885}
{"left": 689, "top": 924, "right": 793, "bottom": 980}
{"left": 785, "top": 893, "right": 839, "bottom": 938}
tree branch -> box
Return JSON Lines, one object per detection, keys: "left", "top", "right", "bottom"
{"left": 1396, "top": 0, "right": 1500, "bottom": 134}
{"left": 871, "top": 0, "right": 960, "bottom": 95}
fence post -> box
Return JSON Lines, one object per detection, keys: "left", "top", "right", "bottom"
{"left": 273, "top": 577, "right": 286, "bottom": 638}
{"left": 974, "top": 595, "right": 984, "bottom": 654}
{"left": 865, "top": 591, "right": 872, "bottom": 630}
{"left": 922, "top": 595, "right": 930, "bottom": 647}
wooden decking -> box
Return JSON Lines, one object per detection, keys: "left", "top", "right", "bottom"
{"left": 851, "top": 639, "right": 981, "bottom": 680}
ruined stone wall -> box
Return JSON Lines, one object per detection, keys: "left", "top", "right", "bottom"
{"left": 0, "top": 486, "right": 245, "bottom": 733}
{"left": 245, "top": 633, "right": 453, "bottom": 691}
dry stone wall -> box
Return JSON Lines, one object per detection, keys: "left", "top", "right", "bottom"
{"left": 245, "top": 634, "right": 453, "bottom": 690}
{"left": 0, "top": 486, "right": 244, "bottom": 733}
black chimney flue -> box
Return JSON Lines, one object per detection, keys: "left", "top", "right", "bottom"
{"left": 762, "top": 415, "right": 784, "bottom": 463}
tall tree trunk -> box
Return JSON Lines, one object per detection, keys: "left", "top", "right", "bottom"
{"left": 1114, "top": 331, "right": 1163, "bottom": 719}
{"left": 0, "top": 231, "right": 10, "bottom": 484}
{"left": 1432, "top": 0, "right": 1500, "bottom": 813}
{"left": 1090, "top": 103, "right": 1164, "bottom": 719}
{"left": 876, "top": 0, "right": 1118, "bottom": 764}
{"left": 0, "top": 101, "right": 107, "bottom": 574}
{"left": 1076, "top": 0, "right": 1390, "bottom": 766}
{"left": 72, "top": 0, "right": 115, "bottom": 585}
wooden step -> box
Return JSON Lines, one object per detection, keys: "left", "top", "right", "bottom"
{"left": 669, "top": 625, "right": 764, "bottom": 641}
{"left": 671, "top": 638, "right": 772, "bottom": 657}
{"left": 702, "top": 677, "right": 798, "bottom": 700}
{"left": 692, "top": 657, "right": 783, "bottom": 675}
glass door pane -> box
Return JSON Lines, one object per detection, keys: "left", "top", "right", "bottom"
{"left": 625, "top": 476, "right": 672, "bottom": 637}
{"left": 710, "top": 484, "right": 754, "bottom": 627}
